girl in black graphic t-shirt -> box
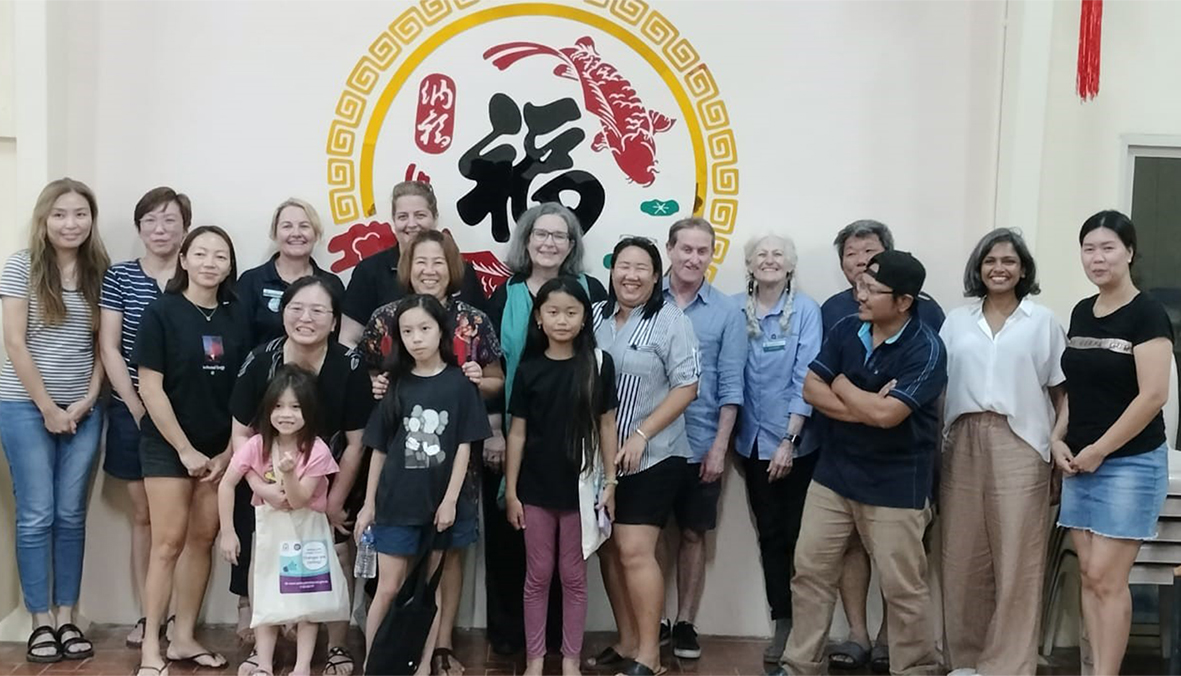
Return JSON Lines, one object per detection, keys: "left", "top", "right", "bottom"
{"left": 1052, "top": 211, "right": 1175, "bottom": 676}
{"left": 133, "top": 226, "right": 247, "bottom": 676}
{"left": 354, "top": 294, "right": 491, "bottom": 671}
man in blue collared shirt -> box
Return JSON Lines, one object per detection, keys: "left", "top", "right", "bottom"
{"left": 776, "top": 251, "right": 946, "bottom": 676}
{"left": 658, "top": 218, "right": 746, "bottom": 660}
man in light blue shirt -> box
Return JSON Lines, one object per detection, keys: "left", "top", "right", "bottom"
{"left": 658, "top": 217, "right": 746, "bottom": 660}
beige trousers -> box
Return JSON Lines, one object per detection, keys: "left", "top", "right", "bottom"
{"left": 940, "top": 412, "right": 1051, "bottom": 675}
{"left": 783, "top": 482, "right": 939, "bottom": 675}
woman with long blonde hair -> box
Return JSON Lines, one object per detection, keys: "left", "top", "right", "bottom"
{"left": 0, "top": 178, "right": 110, "bottom": 663}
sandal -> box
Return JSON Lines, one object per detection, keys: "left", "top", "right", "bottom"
{"left": 166, "top": 650, "right": 228, "bottom": 669}
{"left": 869, "top": 644, "right": 890, "bottom": 674}
{"left": 134, "top": 664, "right": 170, "bottom": 676}
{"left": 587, "top": 646, "right": 631, "bottom": 668}
{"left": 163, "top": 614, "right": 176, "bottom": 642}
{"left": 431, "top": 648, "right": 464, "bottom": 676}
{"left": 615, "top": 661, "right": 665, "bottom": 676}
{"left": 827, "top": 640, "right": 870, "bottom": 670}
{"left": 26, "top": 625, "right": 61, "bottom": 663}
{"left": 238, "top": 649, "right": 260, "bottom": 676}
{"left": 127, "top": 617, "right": 147, "bottom": 648}
{"left": 324, "top": 646, "right": 356, "bottom": 676}
{"left": 57, "top": 623, "right": 94, "bottom": 660}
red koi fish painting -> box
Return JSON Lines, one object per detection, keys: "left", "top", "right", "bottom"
{"left": 483, "top": 36, "right": 675, "bottom": 187}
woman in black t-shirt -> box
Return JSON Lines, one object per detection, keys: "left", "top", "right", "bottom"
{"left": 235, "top": 198, "right": 345, "bottom": 347}
{"left": 1052, "top": 211, "right": 1175, "bottom": 676}
{"left": 134, "top": 226, "right": 248, "bottom": 676}
{"left": 227, "top": 276, "right": 373, "bottom": 675}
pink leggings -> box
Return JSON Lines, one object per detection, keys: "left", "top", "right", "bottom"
{"left": 522, "top": 504, "right": 587, "bottom": 659}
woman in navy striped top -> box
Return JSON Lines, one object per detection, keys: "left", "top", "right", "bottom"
{"left": 97, "top": 187, "right": 191, "bottom": 648}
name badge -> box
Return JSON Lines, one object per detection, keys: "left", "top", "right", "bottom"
{"left": 762, "top": 338, "right": 786, "bottom": 352}
{"left": 263, "top": 287, "right": 283, "bottom": 312}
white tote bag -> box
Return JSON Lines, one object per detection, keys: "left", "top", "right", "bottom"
{"left": 251, "top": 503, "right": 351, "bottom": 627}
{"left": 578, "top": 349, "right": 612, "bottom": 559}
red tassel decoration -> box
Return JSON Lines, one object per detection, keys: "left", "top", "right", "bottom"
{"left": 1077, "top": 0, "right": 1103, "bottom": 100}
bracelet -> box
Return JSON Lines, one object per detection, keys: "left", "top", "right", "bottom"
{"left": 636, "top": 427, "right": 650, "bottom": 442}
{"left": 604, "top": 478, "right": 619, "bottom": 486}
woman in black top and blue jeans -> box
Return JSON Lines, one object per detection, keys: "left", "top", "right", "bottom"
{"left": 1052, "top": 210, "right": 1175, "bottom": 676}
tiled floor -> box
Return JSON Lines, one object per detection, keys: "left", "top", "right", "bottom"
{"left": 0, "top": 624, "right": 1168, "bottom": 675}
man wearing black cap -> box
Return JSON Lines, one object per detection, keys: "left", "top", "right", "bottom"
{"left": 774, "top": 251, "right": 947, "bottom": 676}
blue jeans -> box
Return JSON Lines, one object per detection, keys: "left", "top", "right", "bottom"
{"left": 0, "top": 399, "right": 105, "bottom": 612}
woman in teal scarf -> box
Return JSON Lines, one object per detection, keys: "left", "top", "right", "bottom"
{"left": 484, "top": 202, "right": 607, "bottom": 655}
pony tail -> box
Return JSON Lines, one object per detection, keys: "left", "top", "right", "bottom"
{"left": 745, "top": 275, "right": 761, "bottom": 338}
{"left": 779, "top": 277, "right": 796, "bottom": 336}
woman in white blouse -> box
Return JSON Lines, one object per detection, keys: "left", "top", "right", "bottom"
{"left": 939, "top": 228, "right": 1066, "bottom": 676}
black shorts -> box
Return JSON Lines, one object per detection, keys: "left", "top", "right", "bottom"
{"left": 139, "top": 435, "right": 221, "bottom": 479}
{"left": 673, "top": 461, "right": 723, "bottom": 532}
{"left": 614, "top": 457, "right": 687, "bottom": 527}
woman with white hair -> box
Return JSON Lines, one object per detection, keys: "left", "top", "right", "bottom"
{"left": 732, "top": 233, "right": 823, "bottom": 664}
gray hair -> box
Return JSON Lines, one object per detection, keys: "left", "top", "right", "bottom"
{"left": 504, "top": 202, "right": 587, "bottom": 277}
{"left": 832, "top": 219, "right": 894, "bottom": 260}
{"left": 667, "top": 216, "right": 716, "bottom": 248}
{"left": 742, "top": 233, "right": 799, "bottom": 338}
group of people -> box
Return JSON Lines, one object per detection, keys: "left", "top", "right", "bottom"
{"left": 0, "top": 176, "right": 1174, "bottom": 676}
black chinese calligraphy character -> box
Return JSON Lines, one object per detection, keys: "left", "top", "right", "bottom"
{"left": 458, "top": 93, "right": 606, "bottom": 243}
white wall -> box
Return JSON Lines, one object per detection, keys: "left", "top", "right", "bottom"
{"left": 1034, "top": 0, "right": 1181, "bottom": 322}
{"left": 0, "top": 0, "right": 1007, "bottom": 638}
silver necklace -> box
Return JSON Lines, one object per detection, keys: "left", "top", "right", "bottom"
{"left": 196, "top": 304, "right": 218, "bottom": 322}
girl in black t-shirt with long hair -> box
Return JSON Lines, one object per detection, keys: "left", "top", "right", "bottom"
{"left": 504, "top": 277, "right": 618, "bottom": 676}
{"left": 354, "top": 294, "right": 491, "bottom": 674}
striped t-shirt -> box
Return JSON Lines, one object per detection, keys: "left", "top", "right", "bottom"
{"left": 0, "top": 249, "right": 96, "bottom": 404}
{"left": 100, "top": 260, "right": 163, "bottom": 400}
{"left": 592, "top": 299, "right": 700, "bottom": 474}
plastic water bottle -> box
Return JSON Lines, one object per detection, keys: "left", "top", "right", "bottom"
{"left": 355, "top": 526, "right": 377, "bottom": 579}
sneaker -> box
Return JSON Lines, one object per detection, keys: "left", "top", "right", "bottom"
{"left": 764, "top": 618, "right": 791, "bottom": 663}
{"left": 659, "top": 619, "right": 672, "bottom": 646}
{"left": 672, "top": 621, "right": 701, "bottom": 659}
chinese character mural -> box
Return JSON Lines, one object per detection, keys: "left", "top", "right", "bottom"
{"left": 325, "top": 1, "right": 740, "bottom": 292}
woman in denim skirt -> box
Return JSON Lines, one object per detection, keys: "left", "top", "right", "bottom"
{"left": 1053, "top": 210, "right": 1175, "bottom": 676}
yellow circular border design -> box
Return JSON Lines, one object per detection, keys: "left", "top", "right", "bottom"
{"left": 325, "top": 0, "right": 738, "bottom": 274}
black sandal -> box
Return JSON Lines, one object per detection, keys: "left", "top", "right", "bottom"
{"left": 587, "top": 646, "right": 631, "bottom": 668}
{"left": 127, "top": 617, "right": 147, "bottom": 648}
{"left": 26, "top": 625, "right": 61, "bottom": 663}
{"left": 324, "top": 646, "right": 355, "bottom": 675}
{"left": 56, "top": 623, "right": 93, "bottom": 660}
{"left": 616, "top": 661, "right": 665, "bottom": 676}
{"left": 431, "top": 648, "right": 462, "bottom": 676}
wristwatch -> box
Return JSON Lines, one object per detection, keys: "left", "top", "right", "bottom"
{"left": 784, "top": 434, "right": 801, "bottom": 447}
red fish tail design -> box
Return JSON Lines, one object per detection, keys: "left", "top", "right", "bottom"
{"left": 483, "top": 36, "right": 674, "bottom": 187}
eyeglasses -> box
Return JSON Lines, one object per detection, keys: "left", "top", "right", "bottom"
{"left": 283, "top": 303, "right": 333, "bottom": 320}
{"left": 531, "top": 228, "right": 571, "bottom": 244}
{"left": 854, "top": 282, "right": 893, "bottom": 296}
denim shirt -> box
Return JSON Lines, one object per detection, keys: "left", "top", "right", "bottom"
{"left": 733, "top": 290, "right": 823, "bottom": 460}
{"left": 663, "top": 278, "right": 746, "bottom": 462}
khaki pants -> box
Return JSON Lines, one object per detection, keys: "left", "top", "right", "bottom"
{"left": 783, "top": 482, "right": 939, "bottom": 676}
{"left": 940, "top": 412, "right": 1050, "bottom": 675}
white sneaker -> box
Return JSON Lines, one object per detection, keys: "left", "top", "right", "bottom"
{"left": 948, "top": 669, "right": 979, "bottom": 676}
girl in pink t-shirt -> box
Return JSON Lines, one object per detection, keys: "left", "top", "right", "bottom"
{"left": 217, "top": 365, "right": 338, "bottom": 676}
